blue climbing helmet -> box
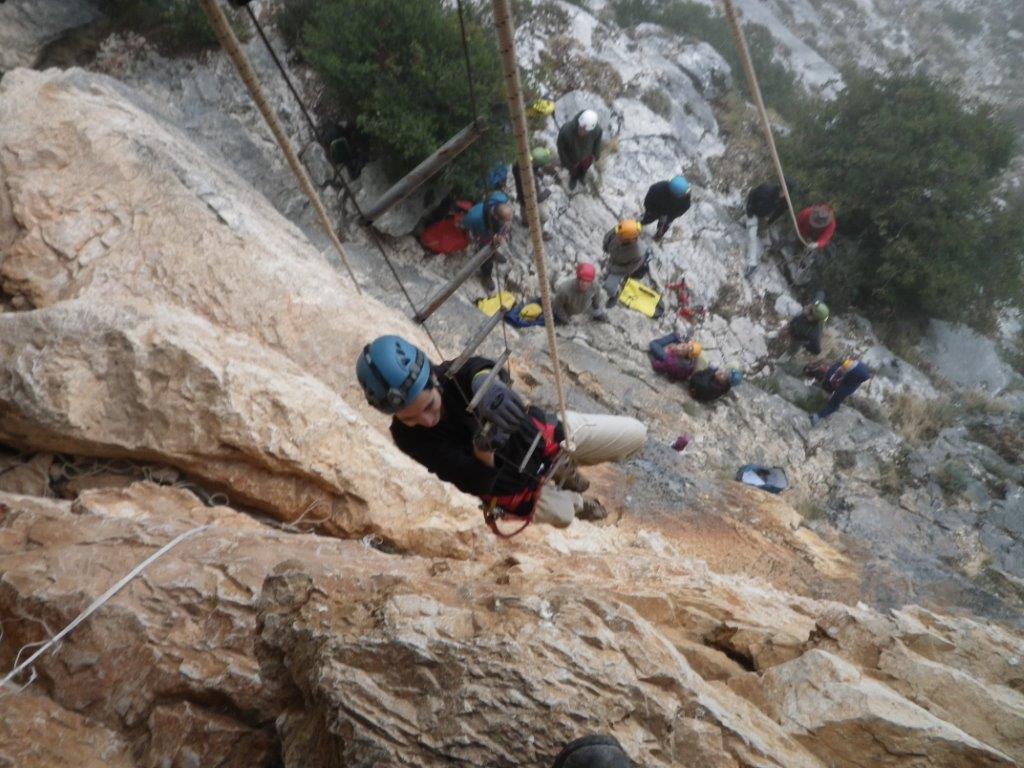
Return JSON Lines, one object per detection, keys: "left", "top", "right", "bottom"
{"left": 356, "top": 335, "right": 432, "bottom": 414}
{"left": 669, "top": 175, "right": 690, "bottom": 197}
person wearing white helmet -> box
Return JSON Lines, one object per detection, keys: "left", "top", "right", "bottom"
{"left": 557, "top": 108, "right": 603, "bottom": 191}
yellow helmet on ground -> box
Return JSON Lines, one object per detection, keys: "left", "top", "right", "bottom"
{"left": 527, "top": 99, "right": 556, "bottom": 118}
{"left": 519, "top": 302, "right": 544, "bottom": 320}
{"left": 615, "top": 219, "right": 642, "bottom": 241}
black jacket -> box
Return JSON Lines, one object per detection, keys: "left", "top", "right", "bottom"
{"left": 745, "top": 182, "right": 787, "bottom": 223}
{"left": 688, "top": 369, "right": 731, "bottom": 402}
{"left": 643, "top": 181, "right": 691, "bottom": 220}
{"left": 788, "top": 314, "right": 823, "bottom": 355}
{"left": 390, "top": 357, "right": 556, "bottom": 498}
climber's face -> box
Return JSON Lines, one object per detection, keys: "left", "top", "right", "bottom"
{"left": 396, "top": 387, "right": 442, "bottom": 428}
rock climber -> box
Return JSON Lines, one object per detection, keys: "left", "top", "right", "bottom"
{"left": 744, "top": 177, "right": 797, "bottom": 273}
{"left": 356, "top": 335, "right": 648, "bottom": 529}
{"left": 552, "top": 263, "right": 609, "bottom": 324}
{"left": 745, "top": 178, "right": 797, "bottom": 228}
{"left": 552, "top": 734, "right": 633, "bottom": 768}
{"left": 557, "top": 108, "right": 603, "bottom": 191}
{"left": 688, "top": 364, "right": 742, "bottom": 403}
{"left": 796, "top": 203, "right": 836, "bottom": 251}
{"left": 512, "top": 145, "right": 555, "bottom": 222}
{"left": 648, "top": 333, "right": 707, "bottom": 382}
{"left": 601, "top": 219, "right": 649, "bottom": 305}
{"left": 783, "top": 300, "right": 830, "bottom": 356}
{"left": 460, "top": 191, "right": 514, "bottom": 291}
{"left": 803, "top": 358, "right": 872, "bottom": 424}
{"left": 640, "top": 175, "right": 692, "bottom": 241}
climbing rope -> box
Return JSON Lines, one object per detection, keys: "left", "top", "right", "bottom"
{"left": 720, "top": 0, "right": 809, "bottom": 248}
{"left": 491, "top": 0, "right": 575, "bottom": 450}
{"left": 240, "top": 2, "right": 445, "bottom": 358}
{"left": 197, "top": 0, "right": 363, "bottom": 292}
{"left": 0, "top": 524, "right": 210, "bottom": 690}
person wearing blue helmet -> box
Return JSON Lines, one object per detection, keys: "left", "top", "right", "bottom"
{"left": 356, "top": 335, "right": 647, "bottom": 529}
{"left": 640, "top": 175, "right": 692, "bottom": 241}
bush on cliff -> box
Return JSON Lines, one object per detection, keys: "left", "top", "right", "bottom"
{"left": 279, "top": 0, "right": 512, "bottom": 194}
{"left": 782, "top": 67, "right": 1023, "bottom": 328}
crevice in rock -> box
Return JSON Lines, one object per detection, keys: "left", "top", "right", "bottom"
{"left": 702, "top": 628, "right": 757, "bottom": 673}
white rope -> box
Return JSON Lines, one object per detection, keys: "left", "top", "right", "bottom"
{"left": 720, "top": 0, "right": 809, "bottom": 248}
{"left": 490, "top": 0, "right": 575, "bottom": 451}
{"left": 0, "top": 524, "right": 209, "bottom": 689}
{"left": 197, "top": 0, "right": 362, "bottom": 292}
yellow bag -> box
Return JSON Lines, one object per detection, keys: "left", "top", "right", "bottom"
{"left": 518, "top": 302, "right": 543, "bottom": 320}
{"left": 476, "top": 291, "right": 516, "bottom": 316}
{"left": 617, "top": 278, "right": 661, "bottom": 318}
{"left": 527, "top": 99, "right": 556, "bottom": 118}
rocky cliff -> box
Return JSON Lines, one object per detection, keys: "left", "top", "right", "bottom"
{"left": 1, "top": 1, "right": 1023, "bottom": 766}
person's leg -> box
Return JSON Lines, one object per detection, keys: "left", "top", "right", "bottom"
{"left": 654, "top": 215, "right": 671, "bottom": 241}
{"left": 533, "top": 486, "right": 580, "bottom": 528}
{"left": 562, "top": 411, "right": 647, "bottom": 466}
{"left": 745, "top": 214, "right": 760, "bottom": 273}
{"left": 649, "top": 332, "right": 681, "bottom": 360}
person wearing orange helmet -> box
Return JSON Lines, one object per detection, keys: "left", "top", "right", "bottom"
{"left": 648, "top": 332, "right": 707, "bottom": 382}
{"left": 601, "top": 219, "right": 649, "bottom": 304}
{"left": 552, "top": 262, "right": 609, "bottom": 324}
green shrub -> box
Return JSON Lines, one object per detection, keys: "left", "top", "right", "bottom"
{"left": 281, "top": 0, "right": 512, "bottom": 194}
{"left": 611, "top": 0, "right": 800, "bottom": 118}
{"left": 936, "top": 460, "right": 970, "bottom": 497}
{"left": 781, "top": 67, "right": 1024, "bottom": 328}
{"left": 97, "top": 0, "right": 247, "bottom": 52}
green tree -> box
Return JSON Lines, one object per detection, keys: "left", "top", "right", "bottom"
{"left": 782, "top": 67, "right": 1023, "bottom": 327}
{"left": 291, "top": 0, "right": 511, "bottom": 194}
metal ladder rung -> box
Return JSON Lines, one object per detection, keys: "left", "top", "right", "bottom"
{"left": 517, "top": 429, "right": 544, "bottom": 473}
{"left": 447, "top": 310, "right": 506, "bottom": 378}
{"left": 465, "top": 349, "right": 512, "bottom": 413}
{"left": 361, "top": 117, "right": 487, "bottom": 224}
{"left": 415, "top": 244, "right": 496, "bottom": 323}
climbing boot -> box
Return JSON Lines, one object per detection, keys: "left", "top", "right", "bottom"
{"left": 558, "top": 467, "right": 590, "bottom": 493}
{"left": 576, "top": 498, "right": 608, "bottom": 522}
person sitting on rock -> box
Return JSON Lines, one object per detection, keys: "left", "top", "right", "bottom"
{"left": 803, "top": 357, "right": 872, "bottom": 424}
{"left": 648, "top": 333, "right": 707, "bottom": 382}
{"left": 512, "top": 145, "right": 556, "bottom": 222}
{"left": 601, "top": 219, "right": 649, "bottom": 306}
{"left": 356, "top": 335, "right": 648, "bottom": 529}
{"left": 557, "top": 109, "right": 603, "bottom": 191}
{"left": 640, "top": 175, "right": 691, "bottom": 241}
{"left": 688, "top": 364, "right": 741, "bottom": 403}
{"left": 552, "top": 734, "right": 633, "bottom": 768}
{"left": 783, "top": 300, "right": 829, "bottom": 356}
{"left": 796, "top": 203, "right": 836, "bottom": 251}
{"left": 460, "top": 191, "right": 514, "bottom": 291}
{"left": 552, "top": 263, "right": 609, "bottom": 324}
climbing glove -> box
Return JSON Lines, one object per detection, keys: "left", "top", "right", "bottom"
{"left": 472, "top": 373, "right": 527, "bottom": 434}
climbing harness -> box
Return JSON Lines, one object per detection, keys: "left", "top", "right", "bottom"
{"left": 719, "top": 0, "right": 809, "bottom": 248}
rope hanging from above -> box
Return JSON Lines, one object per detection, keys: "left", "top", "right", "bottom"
{"left": 489, "top": 0, "right": 575, "bottom": 452}
{"left": 720, "top": 0, "right": 809, "bottom": 247}
{"left": 197, "top": 0, "right": 364, "bottom": 292}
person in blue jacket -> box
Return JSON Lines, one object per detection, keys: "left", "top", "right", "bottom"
{"left": 804, "top": 358, "right": 873, "bottom": 424}
{"left": 460, "top": 191, "right": 514, "bottom": 290}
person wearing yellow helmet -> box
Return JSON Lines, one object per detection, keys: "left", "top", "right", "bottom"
{"left": 648, "top": 332, "right": 708, "bottom": 382}
{"left": 601, "top": 219, "right": 650, "bottom": 304}
{"left": 803, "top": 357, "right": 873, "bottom": 424}
{"left": 557, "top": 108, "right": 603, "bottom": 191}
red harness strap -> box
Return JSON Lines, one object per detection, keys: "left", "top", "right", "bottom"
{"left": 480, "top": 418, "right": 559, "bottom": 539}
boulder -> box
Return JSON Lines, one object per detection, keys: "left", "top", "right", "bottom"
{"left": 0, "top": 0, "right": 99, "bottom": 71}
{"left": 743, "top": 649, "right": 1015, "bottom": 767}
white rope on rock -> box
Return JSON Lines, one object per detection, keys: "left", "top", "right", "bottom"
{"left": 0, "top": 524, "right": 210, "bottom": 690}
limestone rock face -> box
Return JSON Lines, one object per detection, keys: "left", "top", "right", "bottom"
{"left": 0, "top": 298, "right": 484, "bottom": 557}
{"left": 0, "top": 0, "right": 99, "bottom": 72}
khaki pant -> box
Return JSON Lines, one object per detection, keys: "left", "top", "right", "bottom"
{"left": 533, "top": 411, "right": 647, "bottom": 528}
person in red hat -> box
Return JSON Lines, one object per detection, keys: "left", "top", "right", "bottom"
{"left": 796, "top": 204, "right": 837, "bottom": 250}
{"left": 552, "top": 262, "right": 609, "bottom": 324}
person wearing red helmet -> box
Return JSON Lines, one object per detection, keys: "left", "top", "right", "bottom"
{"left": 552, "top": 262, "right": 609, "bottom": 324}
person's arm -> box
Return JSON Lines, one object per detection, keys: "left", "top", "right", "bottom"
{"left": 817, "top": 217, "right": 836, "bottom": 249}
{"left": 393, "top": 429, "right": 502, "bottom": 497}
{"left": 590, "top": 284, "right": 608, "bottom": 319}
{"left": 592, "top": 125, "right": 603, "bottom": 160}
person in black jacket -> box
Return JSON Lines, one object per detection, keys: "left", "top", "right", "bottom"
{"left": 552, "top": 734, "right": 633, "bottom": 768}
{"left": 744, "top": 177, "right": 797, "bottom": 275}
{"left": 688, "top": 366, "right": 735, "bottom": 403}
{"left": 782, "top": 300, "right": 829, "bottom": 355}
{"left": 356, "top": 336, "right": 647, "bottom": 528}
{"left": 640, "top": 175, "right": 691, "bottom": 241}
